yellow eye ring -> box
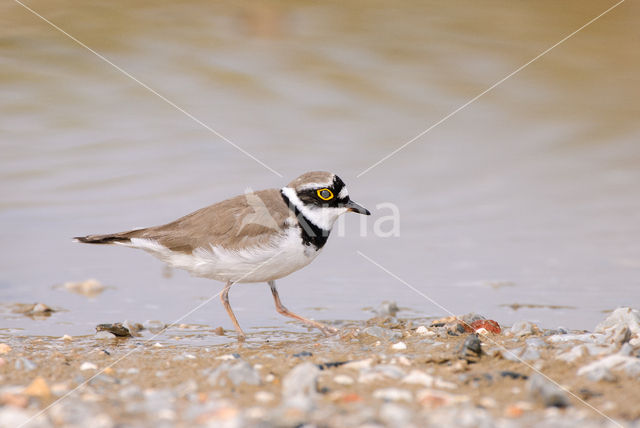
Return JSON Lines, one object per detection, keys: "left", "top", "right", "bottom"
{"left": 317, "top": 188, "right": 334, "bottom": 200}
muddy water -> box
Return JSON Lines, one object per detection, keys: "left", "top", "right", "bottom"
{"left": 1, "top": 0, "right": 639, "bottom": 341}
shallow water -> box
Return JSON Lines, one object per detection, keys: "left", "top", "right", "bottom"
{"left": 1, "top": 0, "right": 639, "bottom": 340}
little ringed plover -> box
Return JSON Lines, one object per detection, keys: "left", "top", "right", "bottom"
{"left": 75, "top": 171, "right": 370, "bottom": 340}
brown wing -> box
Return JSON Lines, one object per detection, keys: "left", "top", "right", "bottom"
{"left": 76, "top": 189, "right": 293, "bottom": 253}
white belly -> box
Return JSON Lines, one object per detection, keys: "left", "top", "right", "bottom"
{"left": 124, "top": 227, "right": 321, "bottom": 283}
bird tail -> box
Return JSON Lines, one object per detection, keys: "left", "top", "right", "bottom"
{"left": 74, "top": 229, "right": 143, "bottom": 245}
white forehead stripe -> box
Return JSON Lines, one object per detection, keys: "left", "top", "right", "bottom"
{"left": 338, "top": 187, "right": 348, "bottom": 199}
{"left": 298, "top": 182, "right": 333, "bottom": 191}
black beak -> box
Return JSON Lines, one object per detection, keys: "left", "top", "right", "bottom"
{"left": 344, "top": 200, "right": 371, "bottom": 215}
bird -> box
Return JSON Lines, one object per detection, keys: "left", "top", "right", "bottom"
{"left": 75, "top": 171, "right": 370, "bottom": 340}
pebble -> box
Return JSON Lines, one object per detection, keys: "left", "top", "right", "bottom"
{"left": 510, "top": 321, "right": 539, "bottom": 337}
{"left": 80, "top": 362, "right": 98, "bottom": 371}
{"left": 415, "top": 326, "right": 429, "bottom": 335}
{"left": 23, "top": 377, "right": 51, "bottom": 399}
{"left": 459, "top": 334, "right": 482, "bottom": 362}
{"left": 525, "top": 337, "right": 546, "bottom": 348}
{"left": 379, "top": 403, "right": 411, "bottom": 426}
{"left": 342, "top": 359, "right": 373, "bottom": 370}
{"left": 0, "top": 344, "right": 12, "bottom": 354}
{"left": 333, "top": 375, "right": 355, "bottom": 385}
{"left": 373, "top": 301, "right": 399, "bottom": 318}
{"left": 282, "top": 362, "right": 320, "bottom": 411}
{"left": 255, "top": 391, "right": 275, "bottom": 403}
{"left": 577, "top": 354, "right": 640, "bottom": 381}
{"left": 95, "top": 331, "right": 116, "bottom": 339}
{"left": 526, "top": 373, "right": 569, "bottom": 408}
{"left": 15, "top": 358, "right": 37, "bottom": 371}
{"left": 143, "top": 320, "right": 165, "bottom": 332}
{"left": 544, "top": 327, "right": 569, "bottom": 336}
{"left": 215, "top": 353, "right": 241, "bottom": 361}
{"left": 359, "top": 365, "right": 405, "bottom": 383}
{"left": 209, "top": 361, "right": 260, "bottom": 386}
{"left": 62, "top": 278, "right": 106, "bottom": 297}
{"left": 293, "top": 351, "right": 313, "bottom": 358}
{"left": 373, "top": 388, "right": 412, "bottom": 402}
{"left": 519, "top": 346, "right": 541, "bottom": 361}
{"left": 402, "top": 369, "right": 457, "bottom": 389}
{"left": 96, "top": 322, "right": 132, "bottom": 337}
{"left": 391, "top": 341, "right": 407, "bottom": 350}
{"left": 595, "top": 307, "right": 640, "bottom": 336}
{"left": 416, "top": 389, "right": 469, "bottom": 408}
{"left": 32, "top": 303, "right": 53, "bottom": 313}
{"left": 361, "top": 326, "right": 402, "bottom": 341}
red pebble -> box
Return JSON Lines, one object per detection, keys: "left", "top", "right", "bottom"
{"left": 464, "top": 319, "right": 501, "bottom": 334}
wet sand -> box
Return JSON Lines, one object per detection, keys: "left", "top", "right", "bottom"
{"left": 1, "top": 308, "right": 639, "bottom": 427}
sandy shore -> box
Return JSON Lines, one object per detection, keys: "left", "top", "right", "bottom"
{"left": 1, "top": 307, "right": 639, "bottom": 427}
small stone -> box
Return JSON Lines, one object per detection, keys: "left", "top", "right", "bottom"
{"left": 505, "top": 404, "right": 524, "bottom": 418}
{"left": 526, "top": 338, "right": 546, "bottom": 348}
{"left": 282, "top": 362, "right": 320, "bottom": 411}
{"left": 556, "top": 345, "right": 587, "bottom": 363}
{"left": 80, "top": 362, "right": 98, "bottom": 371}
{"left": 0, "top": 393, "right": 29, "bottom": 408}
{"left": 379, "top": 402, "right": 411, "bottom": 426}
{"left": 0, "top": 344, "right": 12, "bottom": 354}
{"left": 63, "top": 278, "right": 106, "bottom": 297}
{"left": 255, "top": 391, "right": 274, "bottom": 403}
{"left": 119, "top": 385, "right": 142, "bottom": 400}
{"left": 227, "top": 361, "right": 260, "bottom": 385}
{"left": 15, "top": 358, "right": 36, "bottom": 371}
{"left": 519, "top": 347, "right": 541, "bottom": 361}
{"left": 95, "top": 331, "right": 116, "bottom": 339}
{"left": 527, "top": 373, "right": 569, "bottom": 407}
{"left": 402, "top": 369, "right": 457, "bottom": 389}
{"left": 60, "top": 335, "right": 73, "bottom": 341}
{"left": 96, "top": 323, "right": 131, "bottom": 337}
{"left": 293, "top": 351, "right": 313, "bottom": 358}
{"left": 122, "top": 320, "right": 142, "bottom": 336}
{"left": 577, "top": 354, "right": 640, "bottom": 380}
{"left": 459, "top": 333, "right": 482, "bottom": 362}
{"left": 32, "top": 303, "right": 53, "bottom": 313}
{"left": 415, "top": 326, "right": 429, "bottom": 335}
{"left": 595, "top": 307, "right": 640, "bottom": 336}
{"left": 510, "top": 321, "right": 539, "bottom": 337}
{"left": 373, "top": 301, "right": 399, "bottom": 318}
{"left": 417, "top": 389, "right": 469, "bottom": 408}
{"left": 545, "top": 327, "right": 569, "bottom": 336}
{"left": 342, "top": 359, "right": 373, "bottom": 370}
{"left": 209, "top": 361, "right": 260, "bottom": 386}
{"left": 215, "top": 354, "right": 241, "bottom": 361}
{"left": 391, "top": 342, "right": 407, "bottom": 350}
{"left": 143, "top": 320, "right": 165, "bottom": 332}
{"left": 451, "top": 360, "right": 468, "bottom": 373}
{"left": 213, "top": 326, "right": 225, "bottom": 335}
{"left": 373, "top": 388, "right": 412, "bottom": 402}
{"left": 359, "top": 365, "right": 405, "bottom": 383}
{"left": 23, "top": 377, "right": 51, "bottom": 399}
{"left": 333, "top": 375, "right": 354, "bottom": 385}
{"left": 361, "top": 326, "right": 402, "bottom": 341}
{"left": 479, "top": 397, "right": 497, "bottom": 409}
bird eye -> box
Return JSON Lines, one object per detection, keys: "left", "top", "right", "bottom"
{"left": 317, "top": 188, "right": 333, "bottom": 200}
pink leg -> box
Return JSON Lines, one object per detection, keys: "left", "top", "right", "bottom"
{"left": 221, "top": 281, "right": 246, "bottom": 341}
{"left": 268, "top": 280, "right": 337, "bottom": 335}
